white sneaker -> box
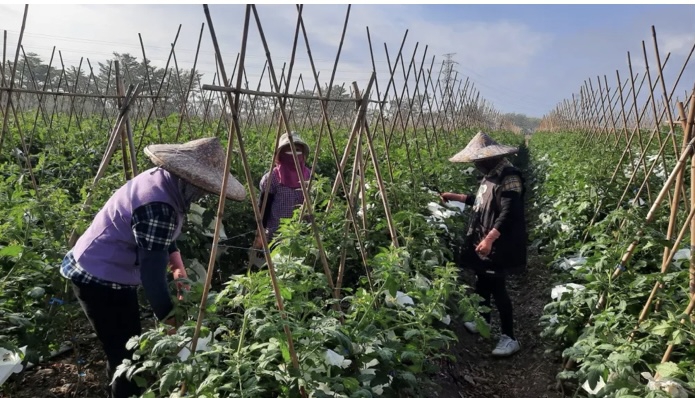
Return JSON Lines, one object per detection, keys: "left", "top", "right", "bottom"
{"left": 492, "top": 334, "right": 520, "bottom": 357}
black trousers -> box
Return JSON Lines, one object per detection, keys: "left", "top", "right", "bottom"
{"left": 71, "top": 280, "right": 142, "bottom": 398}
{"left": 474, "top": 272, "right": 515, "bottom": 339}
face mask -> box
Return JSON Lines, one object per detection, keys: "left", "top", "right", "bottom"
{"left": 474, "top": 159, "right": 500, "bottom": 175}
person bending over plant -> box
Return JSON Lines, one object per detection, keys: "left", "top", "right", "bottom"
{"left": 59, "top": 137, "right": 246, "bottom": 398}
{"left": 440, "top": 131, "right": 527, "bottom": 357}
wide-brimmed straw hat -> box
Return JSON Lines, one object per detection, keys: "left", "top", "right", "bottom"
{"left": 277, "top": 131, "right": 310, "bottom": 155}
{"left": 144, "top": 137, "right": 247, "bottom": 201}
{"left": 448, "top": 131, "right": 519, "bottom": 163}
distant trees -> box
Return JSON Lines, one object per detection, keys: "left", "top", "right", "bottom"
{"left": 1, "top": 52, "right": 540, "bottom": 131}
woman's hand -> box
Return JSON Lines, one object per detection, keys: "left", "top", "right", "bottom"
{"left": 169, "top": 251, "right": 190, "bottom": 300}
{"left": 163, "top": 316, "right": 178, "bottom": 335}
{"left": 440, "top": 192, "right": 466, "bottom": 203}
{"left": 476, "top": 229, "right": 501, "bottom": 257}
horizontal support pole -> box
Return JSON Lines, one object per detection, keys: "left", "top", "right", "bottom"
{"left": 202, "top": 83, "right": 386, "bottom": 104}
{"left": 0, "top": 87, "right": 165, "bottom": 99}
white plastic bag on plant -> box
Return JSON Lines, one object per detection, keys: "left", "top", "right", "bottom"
{"left": 178, "top": 333, "right": 214, "bottom": 362}
{"left": 553, "top": 256, "right": 587, "bottom": 271}
{"left": 581, "top": 375, "right": 606, "bottom": 395}
{"left": 443, "top": 200, "right": 466, "bottom": 213}
{"left": 426, "top": 202, "right": 458, "bottom": 219}
{"left": 642, "top": 372, "right": 689, "bottom": 398}
{"left": 673, "top": 248, "right": 690, "bottom": 263}
{"left": 628, "top": 197, "right": 647, "bottom": 207}
{"left": 0, "top": 346, "right": 26, "bottom": 386}
{"left": 551, "top": 283, "right": 585, "bottom": 301}
{"left": 324, "top": 349, "right": 352, "bottom": 369}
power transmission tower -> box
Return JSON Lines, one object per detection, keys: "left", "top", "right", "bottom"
{"left": 441, "top": 53, "right": 458, "bottom": 123}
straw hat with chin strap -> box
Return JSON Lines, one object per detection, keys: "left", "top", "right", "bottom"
{"left": 144, "top": 137, "right": 247, "bottom": 201}
{"left": 448, "top": 131, "right": 519, "bottom": 163}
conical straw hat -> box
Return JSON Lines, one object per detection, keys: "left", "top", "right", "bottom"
{"left": 144, "top": 137, "right": 247, "bottom": 201}
{"left": 277, "top": 131, "right": 310, "bottom": 155}
{"left": 448, "top": 131, "right": 518, "bottom": 163}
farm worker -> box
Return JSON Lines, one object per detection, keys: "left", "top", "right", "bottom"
{"left": 250, "top": 131, "right": 312, "bottom": 265}
{"left": 440, "top": 131, "right": 527, "bottom": 357}
{"left": 59, "top": 137, "right": 246, "bottom": 398}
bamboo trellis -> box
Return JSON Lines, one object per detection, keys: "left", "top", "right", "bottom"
{"left": 540, "top": 25, "right": 695, "bottom": 387}
{"left": 0, "top": 4, "right": 516, "bottom": 395}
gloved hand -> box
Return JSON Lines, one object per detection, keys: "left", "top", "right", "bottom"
{"left": 476, "top": 228, "right": 500, "bottom": 257}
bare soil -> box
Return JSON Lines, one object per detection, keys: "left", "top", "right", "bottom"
{"left": 429, "top": 247, "right": 567, "bottom": 398}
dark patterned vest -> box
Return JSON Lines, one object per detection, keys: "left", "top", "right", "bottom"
{"left": 461, "top": 165, "right": 527, "bottom": 276}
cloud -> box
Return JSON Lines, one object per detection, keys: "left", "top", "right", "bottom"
{"left": 2, "top": 4, "right": 692, "bottom": 118}
{"left": 659, "top": 32, "right": 695, "bottom": 57}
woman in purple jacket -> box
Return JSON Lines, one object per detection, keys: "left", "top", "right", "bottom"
{"left": 60, "top": 137, "right": 246, "bottom": 398}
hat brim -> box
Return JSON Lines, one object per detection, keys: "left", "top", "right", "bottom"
{"left": 144, "top": 145, "right": 247, "bottom": 201}
{"left": 448, "top": 145, "right": 518, "bottom": 163}
{"left": 278, "top": 140, "right": 310, "bottom": 155}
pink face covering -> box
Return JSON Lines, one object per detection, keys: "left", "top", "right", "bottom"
{"left": 274, "top": 150, "right": 311, "bottom": 188}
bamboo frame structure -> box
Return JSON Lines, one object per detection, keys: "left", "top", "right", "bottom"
{"left": 540, "top": 25, "right": 695, "bottom": 387}
{"left": 0, "top": 5, "right": 516, "bottom": 396}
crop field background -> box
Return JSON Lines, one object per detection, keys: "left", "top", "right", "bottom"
{"left": 1, "top": 3, "right": 695, "bottom": 398}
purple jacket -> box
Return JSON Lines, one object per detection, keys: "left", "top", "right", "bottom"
{"left": 71, "top": 167, "right": 186, "bottom": 285}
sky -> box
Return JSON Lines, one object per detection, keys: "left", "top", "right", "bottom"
{"left": 1, "top": 3, "right": 695, "bottom": 118}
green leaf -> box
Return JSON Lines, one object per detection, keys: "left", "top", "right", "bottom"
{"left": 651, "top": 321, "right": 672, "bottom": 337}
{"left": 342, "top": 377, "right": 360, "bottom": 391}
{"left": 587, "top": 368, "right": 601, "bottom": 390}
{"left": 0, "top": 245, "right": 22, "bottom": 258}
{"left": 384, "top": 276, "right": 398, "bottom": 298}
{"left": 656, "top": 362, "right": 683, "bottom": 379}
{"left": 159, "top": 367, "right": 179, "bottom": 392}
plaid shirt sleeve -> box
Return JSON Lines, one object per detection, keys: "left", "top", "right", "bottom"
{"left": 131, "top": 202, "right": 178, "bottom": 251}
{"left": 500, "top": 175, "right": 523, "bottom": 193}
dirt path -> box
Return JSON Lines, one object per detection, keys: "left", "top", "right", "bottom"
{"left": 431, "top": 248, "right": 565, "bottom": 398}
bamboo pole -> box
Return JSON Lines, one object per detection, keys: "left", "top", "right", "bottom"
{"left": 383, "top": 42, "right": 417, "bottom": 183}
{"left": 137, "top": 25, "right": 182, "bottom": 149}
{"left": 631, "top": 97, "right": 695, "bottom": 332}
{"left": 194, "top": 7, "right": 306, "bottom": 388}
{"left": 201, "top": 84, "right": 383, "bottom": 104}
{"left": 114, "top": 61, "right": 132, "bottom": 181}
{"left": 0, "top": 30, "right": 6, "bottom": 108}
{"left": 662, "top": 292, "right": 695, "bottom": 363}
{"left": 67, "top": 84, "right": 141, "bottom": 248}
{"left": 26, "top": 46, "right": 55, "bottom": 150}
{"left": 175, "top": 22, "right": 205, "bottom": 141}
{"left": 251, "top": 4, "right": 350, "bottom": 308}
{"left": 288, "top": 6, "right": 380, "bottom": 290}
{"left": 19, "top": 45, "right": 49, "bottom": 125}
{"left": 365, "top": 26, "right": 395, "bottom": 183}
{"left": 0, "top": 4, "right": 28, "bottom": 154}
